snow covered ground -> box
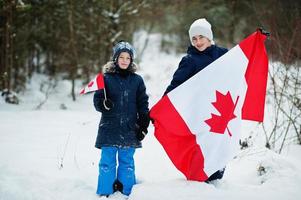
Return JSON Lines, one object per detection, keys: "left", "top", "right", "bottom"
{"left": 1, "top": 33, "right": 301, "bottom": 200}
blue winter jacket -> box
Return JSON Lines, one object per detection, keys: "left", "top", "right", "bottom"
{"left": 93, "top": 62, "right": 149, "bottom": 149}
{"left": 164, "top": 45, "right": 228, "bottom": 95}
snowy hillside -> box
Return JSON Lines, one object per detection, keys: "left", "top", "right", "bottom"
{"left": 1, "top": 33, "right": 301, "bottom": 200}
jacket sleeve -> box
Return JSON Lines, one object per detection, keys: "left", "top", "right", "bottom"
{"left": 93, "top": 89, "right": 106, "bottom": 112}
{"left": 164, "top": 56, "right": 195, "bottom": 95}
{"left": 136, "top": 76, "right": 149, "bottom": 116}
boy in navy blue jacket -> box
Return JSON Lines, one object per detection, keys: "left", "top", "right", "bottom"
{"left": 94, "top": 41, "right": 150, "bottom": 196}
{"left": 164, "top": 18, "right": 227, "bottom": 182}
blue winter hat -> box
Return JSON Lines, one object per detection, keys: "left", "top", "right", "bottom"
{"left": 112, "top": 41, "right": 136, "bottom": 62}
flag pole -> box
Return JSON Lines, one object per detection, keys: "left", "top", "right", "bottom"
{"left": 101, "top": 71, "right": 107, "bottom": 100}
{"left": 257, "top": 27, "right": 270, "bottom": 36}
{"left": 103, "top": 87, "right": 107, "bottom": 101}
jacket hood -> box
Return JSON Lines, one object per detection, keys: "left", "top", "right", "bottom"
{"left": 103, "top": 61, "right": 138, "bottom": 73}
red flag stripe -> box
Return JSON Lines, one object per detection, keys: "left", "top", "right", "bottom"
{"left": 96, "top": 73, "right": 105, "bottom": 89}
{"left": 239, "top": 30, "right": 268, "bottom": 122}
{"left": 150, "top": 95, "right": 208, "bottom": 181}
{"left": 80, "top": 88, "right": 85, "bottom": 94}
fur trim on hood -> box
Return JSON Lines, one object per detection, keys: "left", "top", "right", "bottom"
{"left": 103, "top": 61, "right": 138, "bottom": 74}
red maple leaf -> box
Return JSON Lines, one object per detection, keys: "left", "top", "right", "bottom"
{"left": 204, "top": 91, "right": 239, "bottom": 137}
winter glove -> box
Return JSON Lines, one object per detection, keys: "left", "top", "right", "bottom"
{"left": 136, "top": 124, "right": 148, "bottom": 141}
{"left": 136, "top": 113, "right": 150, "bottom": 141}
{"left": 138, "top": 113, "right": 151, "bottom": 130}
{"left": 103, "top": 99, "right": 114, "bottom": 110}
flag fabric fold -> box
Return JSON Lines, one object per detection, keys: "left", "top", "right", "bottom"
{"left": 80, "top": 73, "right": 105, "bottom": 95}
{"left": 240, "top": 31, "right": 268, "bottom": 121}
{"left": 150, "top": 30, "right": 268, "bottom": 181}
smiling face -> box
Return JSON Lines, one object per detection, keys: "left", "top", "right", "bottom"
{"left": 117, "top": 52, "right": 131, "bottom": 69}
{"left": 191, "top": 35, "right": 211, "bottom": 52}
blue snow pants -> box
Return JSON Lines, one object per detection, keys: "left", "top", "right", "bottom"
{"left": 96, "top": 147, "right": 136, "bottom": 196}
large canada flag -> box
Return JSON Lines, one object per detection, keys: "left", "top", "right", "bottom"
{"left": 150, "top": 30, "right": 268, "bottom": 181}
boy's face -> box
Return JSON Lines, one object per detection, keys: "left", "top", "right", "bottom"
{"left": 192, "top": 35, "right": 211, "bottom": 52}
{"left": 117, "top": 52, "right": 131, "bottom": 69}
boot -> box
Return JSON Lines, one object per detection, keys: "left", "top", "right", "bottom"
{"left": 113, "top": 180, "right": 123, "bottom": 193}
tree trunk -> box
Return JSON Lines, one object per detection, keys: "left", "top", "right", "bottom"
{"left": 1, "top": 0, "right": 15, "bottom": 91}
{"left": 227, "top": 0, "right": 239, "bottom": 45}
{"left": 67, "top": 0, "right": 78, "bottom": 101}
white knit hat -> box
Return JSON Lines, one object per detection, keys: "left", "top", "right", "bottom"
{"left": 188, "top": 18, "right": 213, "bottom": 44}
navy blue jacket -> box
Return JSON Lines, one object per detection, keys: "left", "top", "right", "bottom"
{"left": 93, "top": 62, "right": 149, "bottom": 149}
{"left": 164, "top": 45, "right": 228, "bottom": 95}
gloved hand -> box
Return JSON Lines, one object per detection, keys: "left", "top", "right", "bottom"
{"left": 136, "top": 124, "right": 148, "bottom": 141}
{"left": 138, "top": 113, "right": 150, "bottom": 129}
{"left": 103, "top": 99, "right": 114, "bottom": 110}
{"left": 136, "top": 113, "right": 150, "bottom": 141}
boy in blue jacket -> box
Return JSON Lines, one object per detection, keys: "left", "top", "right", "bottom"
{"left": 164, "top": 18, "right": 227, "bottom": 182}
{"left": 94, "top": 41, "right": 150, "bottom": 197}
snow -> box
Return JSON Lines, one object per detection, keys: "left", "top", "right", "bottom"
{"left": 1, "top": 32, "right": 301, "bottom": 200}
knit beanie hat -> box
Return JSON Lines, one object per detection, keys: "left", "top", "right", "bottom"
{"left": 112, "top": 41, "right": 136, "bottom": 62}
{"left": 188, "top": 18, "right": 213, "bottom": 45}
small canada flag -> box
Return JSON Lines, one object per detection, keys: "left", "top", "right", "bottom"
{"left": 80, "top": 73, "right": 105, "bottom": 95}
